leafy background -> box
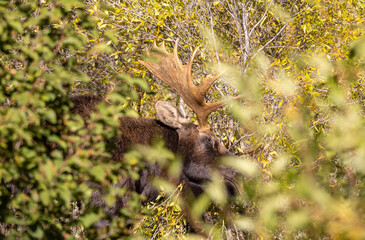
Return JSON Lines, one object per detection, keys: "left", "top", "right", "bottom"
{"left": 0, "top": 0, "right": 364, "bottom": 239}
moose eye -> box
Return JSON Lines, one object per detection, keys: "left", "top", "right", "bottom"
{"left": 201, "top": 136, "right": 216, "bottom": 149}
{"left": 213, "top": 140, "right": 219, "bottom": 149}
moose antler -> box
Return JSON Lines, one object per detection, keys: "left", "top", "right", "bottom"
{"left": 140, "top": 39, "right": 233, "bottom": 130}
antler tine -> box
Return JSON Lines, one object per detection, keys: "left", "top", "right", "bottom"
{"left": 208, "top": 95, "right": 242, "bottom": 112}
{"left": 196, "top": 94, "right": 242, "bottom": 130}
{"left": 172, "top": 39, "right": 183, "bottom": 69}
{"left": 144, "top": 47, "right": 149, "bottom": 55}
{"left": 187, "top": 46, "right": 199, "bottom": 76}
{"left": 173, "top": 38, "right": 179, "bottom": 58}
{"left": 196, "top": 72, "right": 223, "bottom": 100}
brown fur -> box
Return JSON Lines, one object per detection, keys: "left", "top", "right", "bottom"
{"left": 69, "top": 95, "right": 237, "bottom": 215}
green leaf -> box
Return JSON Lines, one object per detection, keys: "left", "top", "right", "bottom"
{"left": 104, "top": 30, "right": 118, "bottom": 44}
{"left": 79, "top": 213, "right": 100, "bottom": 228}
{"left": 43, "top": 109, "right": 57, "bottom": 124}
{"left": 89, "top": 43, "right": 113, "bottom": 54}
{"left": 62, "top": 0, "right": 85, "bottom": 10}
{"left": 28, "top": 226, "right": 44, "bottom": 239}
{"left": 8, "top": 20, "right": 23, "bottom": 33}
{"left": 89, "top": 165, "right": 107, "bottom": 182}
{"left": 40, "top": 190, "right": 50, "bottom": 206}
{"left": 223, "top": 156, "right": 259, "bottom": 178}
{"left": 21, "top": 147, "right": 37, "bottom": 159}
{"left": 43, "top": 160, "right": 56, "bottom": 182}
{"left": 58, "top": 184, "right": 72, "bottom": 205}
{"left": 287, "top": 210, "right": 310, "bottom": 230}
{"left": 235, "top": 217, "right": 255, "bottom": 231}
{"left": 62, "top": 37, "right": 83, "bottom": 50}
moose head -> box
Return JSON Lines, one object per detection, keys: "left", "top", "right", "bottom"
{"left": 139, "top": 39, "right": 239, "bottom": 199}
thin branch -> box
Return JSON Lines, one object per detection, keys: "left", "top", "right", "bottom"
{"left": 207, "top": 2, "right": 220, "bottom": 64}
{"left": 251, "top": 21, "right": 289, "bottom": 60}
{"left": 249, "top": 0, "right": 274, "bottom": 37}
{"left": 240, "top": 2, "right": 250, "bottom": 67}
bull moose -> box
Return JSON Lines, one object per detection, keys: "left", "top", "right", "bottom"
{"left": 70, "top": 40, "right": 239, "bottom": 219}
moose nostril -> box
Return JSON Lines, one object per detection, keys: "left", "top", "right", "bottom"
{"left": 225, "top": 180, "right": 239, "bottom": 196}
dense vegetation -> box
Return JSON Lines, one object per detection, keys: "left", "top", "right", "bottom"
{"left": 0, "top": 0, "right": 364, "bottom": 239}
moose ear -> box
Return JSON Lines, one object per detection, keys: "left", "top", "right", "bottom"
{"left": 155, "top": 101, "right": 188, "bottom": 129}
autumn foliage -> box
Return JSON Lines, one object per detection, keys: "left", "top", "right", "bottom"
{"left": 1, "top": 0, "right": 365, "bottom": 239}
